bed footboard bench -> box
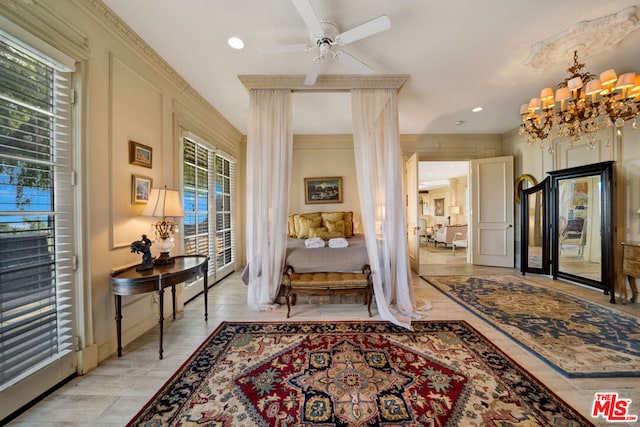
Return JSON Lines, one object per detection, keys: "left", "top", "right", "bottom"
{"left": 283, "top": 264, "right": 373, "bottom": 318}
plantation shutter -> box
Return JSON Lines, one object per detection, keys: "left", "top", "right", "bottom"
{"left": 0, "top": 37, "right": 76, "bottom": 391}
{"left": 215, "top": 152, "right": 235, "bottom": 277}
{"left": 182, "top": 138, "right": 236, "bottom": 287}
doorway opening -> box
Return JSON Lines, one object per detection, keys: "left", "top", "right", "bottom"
{"left": 418, "top": 161, "right": 469, "bottom": 266}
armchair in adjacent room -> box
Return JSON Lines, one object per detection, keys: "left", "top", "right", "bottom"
{"left": 452, "top": 231, "right": 467, "bottom": 256}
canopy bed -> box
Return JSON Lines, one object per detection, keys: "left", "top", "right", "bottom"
{"left": 240, "top": 75, "right": 430, "bottom": 329}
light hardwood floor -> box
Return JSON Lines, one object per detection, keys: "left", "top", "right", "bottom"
{"left": 7, "top": 265, "right": 640, "bottom": 427}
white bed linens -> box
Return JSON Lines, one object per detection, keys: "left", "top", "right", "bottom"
{"left": 328, "top": 237, "right": 349, "bottom": 248}
{"left": 304, "top": 237, "right": 325, "bottom": 248}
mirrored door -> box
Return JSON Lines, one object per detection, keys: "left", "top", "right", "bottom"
{"left": 549, "top": 161, "right": 614, "bottom": 302}
{"left": 520, "top": 177, "right": 550, "bottom": 275}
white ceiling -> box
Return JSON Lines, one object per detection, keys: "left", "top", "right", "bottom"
{"left": 101, "top": 0, "right": 640, "bottom": 136}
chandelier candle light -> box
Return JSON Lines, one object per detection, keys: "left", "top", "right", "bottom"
{"left": 141, "top": 186, "right": 185, "bottom": 265}
{"left": 519, "top": 51, "right": 640, "bottom": 152}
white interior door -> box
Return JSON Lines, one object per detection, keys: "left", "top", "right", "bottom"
{"left": 469, "top": 156, "right": 514, "bottom": 267}
{"left": 406, "top": 153, "right": 420, "bottom": 272}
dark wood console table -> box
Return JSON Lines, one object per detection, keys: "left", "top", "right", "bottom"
{"left": 110, "top": 255, "right": 209, "bottom": 359}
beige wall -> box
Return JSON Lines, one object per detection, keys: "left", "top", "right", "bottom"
{"left": 0, "top": 0, "right": 243, "bottom": 371}
{"left": 290, "top": 135, "right": 361, "bottom": 225}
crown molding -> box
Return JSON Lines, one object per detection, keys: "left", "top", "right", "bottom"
{"left": 238, "top": 74, "right": 410, "bottom": 92}
{"left": 77, "top": 0, "right": 241, "bottom": 138}
{"left": 0, "top": 0, "right": 90, "bottom": 61}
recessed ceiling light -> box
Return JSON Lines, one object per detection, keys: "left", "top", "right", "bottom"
{"left": 471, "top": 107, "right": 483, "bottom": 112}
{"left": 227, "top": 37, "right": 245, "bottom": 50}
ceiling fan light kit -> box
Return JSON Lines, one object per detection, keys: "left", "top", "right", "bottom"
{"left": 263, "top": 0, "right": 392, "bottom": 86}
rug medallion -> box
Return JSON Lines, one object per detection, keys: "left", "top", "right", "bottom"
{"left": 128, "top": 321, "right": 594, "bottom": 426}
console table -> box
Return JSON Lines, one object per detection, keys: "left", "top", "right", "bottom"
{"left": 110, "top": 255, "right": 209, "bottom": 359}
{"left": 621, "top": 242, "right": 640, "bottom": 304}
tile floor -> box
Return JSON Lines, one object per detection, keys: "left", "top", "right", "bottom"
{"left": 7, "top": 265, "right": 640, "bottom": 427}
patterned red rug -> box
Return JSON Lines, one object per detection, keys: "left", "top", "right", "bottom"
{"left": 128, "top": 321, "right": 594, "bottom": 426}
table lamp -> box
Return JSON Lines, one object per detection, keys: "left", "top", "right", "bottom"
{"left": 141, "top": 185, "right": 185, "bottom": 265}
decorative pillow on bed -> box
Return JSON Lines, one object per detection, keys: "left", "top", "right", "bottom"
{"left": 296, "top": 216, "right": 322, "bottom": 239}
{"left": 324, "top": 219, "right": 345, "bottom": 236}
{"left": 315, "top": 229, "right": 344, "bottom": 240}
{"left": 287, "top": 215, "right": 297, "bottom": 237}
{"left": 293, "top": 213, "right": 321, "bottom": 237}
{"left": 321, "top": 211, "right": 353, "bottom": 237}
{"left": 308, "top": 226, "right": 327, "bottom": 238}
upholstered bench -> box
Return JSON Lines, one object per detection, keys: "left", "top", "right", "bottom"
{"left": 283, "top": 264, "right": 373, "bottom": 318}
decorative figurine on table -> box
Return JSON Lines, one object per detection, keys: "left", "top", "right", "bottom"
{"left": 131, "top": 234, "right": 154, "bottom": 271}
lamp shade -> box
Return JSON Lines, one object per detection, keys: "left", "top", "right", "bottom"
{"left": 141, "top": 187, "right": 185, "bottom": 218}
{"left": 449, "top": 206, "right": 461, "bottom": 215}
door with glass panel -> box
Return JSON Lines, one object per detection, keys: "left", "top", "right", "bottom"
{"left": 182, "top": 137, "right": 235, "bottom": 302}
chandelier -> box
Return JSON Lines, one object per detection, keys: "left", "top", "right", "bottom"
{"left": 519, "top": 51, "right": 639, "bottom": 151}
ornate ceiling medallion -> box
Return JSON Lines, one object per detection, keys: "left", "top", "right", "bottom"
{"left": 525, "top": 6, "right": 640, "bottom": 70}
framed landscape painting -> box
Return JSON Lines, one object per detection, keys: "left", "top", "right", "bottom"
{"left": 129, "top": 140, "right": 153, "bottom": 168}
{"left": 305, "top": 177, "right": 343, "bottom": 204}
{"left": 132, "top": 174, "right": 152, "bottom": 204}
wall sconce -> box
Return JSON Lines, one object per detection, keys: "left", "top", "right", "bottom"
{"left": 141, "top": 185, "right": 185, "bottom": 265}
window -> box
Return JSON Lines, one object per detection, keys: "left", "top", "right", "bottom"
{"left": 0, "top": 37, "right": 76, "bottom": 394}
{"left": 215, "top": 154, "right": 235, "bottom": 274}
{"left": 182, "top": 138, "right": 235, "bottom": 282}
{"left": 183, "top": 138, "right": 213, "bottom": 263}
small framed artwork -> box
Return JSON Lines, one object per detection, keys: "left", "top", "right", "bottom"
{"left": 132, "top": 174, "right": 152, "bottom": 204}
{"left": 434, "top": 198, "right": 445, "bottom": 216}
{"left": 305, "top": 176, "right": 343, "bottom": 204}
{"left": 129, "top": 140, "right": 153, "bottom": 168}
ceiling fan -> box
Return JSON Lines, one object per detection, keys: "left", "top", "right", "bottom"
{"left": 259, "top": 0, "right": 391, "bottom": 85}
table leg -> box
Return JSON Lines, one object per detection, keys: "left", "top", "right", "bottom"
{"left": 171, "top": 285, "right": 176, "bottom": 320}
{"left": 114, "top": 295, "right": 122, "bottom": 357}
{"left": 158, "top": 288, "right": 164, "bottom": 359}
{"left": 203, "top": 271, "right": 208, "bottom": 321}
{"left": 628, "top": 275, "right": 638, "bottom": 303}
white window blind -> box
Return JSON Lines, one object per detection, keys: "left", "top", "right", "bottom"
{"left": 182, "top": 138, "right": 235, "bottom": 279}
{"left": 215, "top": 153, "right": 235, "bottom": 275}
{"left": 0, "top": 38, "right": 75, "bottom": 391}
{"left": 182, "top": 138, "right": 215, "bottom": 273}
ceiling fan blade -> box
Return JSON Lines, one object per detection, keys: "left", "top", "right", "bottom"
{"left": 304, "top": 56, "right": 323, "bottom": 86}
{"left": 291, "top": 0, "right": 324, "bottom": 37}
{"left": 334, "top": 50, "right": 374, "bottom": 74}
{"left": 258, "top": 44, "right": 312, "bottom": 54}
{"left": 335, "top": 15, "right": 391, "bottom": 45}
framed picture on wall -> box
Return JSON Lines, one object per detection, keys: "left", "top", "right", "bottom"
{"left": 434, "top": 198, "right": 445, "bottom": 216}
{"left": 129, "top": 140, "right": 153, "bottom": 168}
{"left": 304, "top": 177, "right": 343, "bottom": 204}
{"left": 132, "top": 174, "right": 152, "bottom": 204}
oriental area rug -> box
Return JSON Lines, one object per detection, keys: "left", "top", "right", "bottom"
{"left": 423, "top": 275, "right": 640, "bottom": 378}
{"left": 128, "top": 321, "right": 595, "bottom": 426}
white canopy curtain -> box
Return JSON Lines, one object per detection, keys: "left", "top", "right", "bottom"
{"left": 246, "top": 89, "right": 293, "bottom": 309}
{"left": 351, "top": 88, "right": 431, "bottom": 329}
